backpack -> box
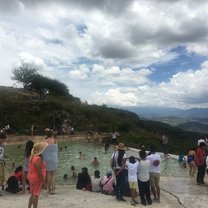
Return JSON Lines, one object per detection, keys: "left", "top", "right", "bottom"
{"left": 5, "top": 176, "right": 20, "bottom": 194}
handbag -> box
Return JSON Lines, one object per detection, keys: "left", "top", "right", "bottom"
{"left": 100, "top": 177, "right": 112, "bottom": 193}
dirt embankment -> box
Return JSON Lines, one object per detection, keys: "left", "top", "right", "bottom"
{"left": 5, "top": 134, "right": 87, "bottom": 145}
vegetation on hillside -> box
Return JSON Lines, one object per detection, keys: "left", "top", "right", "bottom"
{"left": 0, "top": 86, "right": 202, "bottom": 154}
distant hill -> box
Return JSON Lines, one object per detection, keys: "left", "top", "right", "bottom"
{"left": 176, "top": 122, "right": 208, "bottom": 133}
{"left": 127, "top": 106, "right": 208, "bottom": 133}
{"left": 127, "top": 106, "right": 208, "bottom": 119}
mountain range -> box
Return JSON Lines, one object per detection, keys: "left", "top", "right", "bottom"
{"left": 127, "top": 106, "right": 208, "bottom": 133}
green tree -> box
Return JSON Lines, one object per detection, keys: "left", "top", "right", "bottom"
{"left": 11, "top": 64, "right": 38, "bottom": 86}
{"left": 11, "top": 64, "right": 69, "bottom": 97}
{"left": 31, "top": 74, "right": 69, "bottom": 96}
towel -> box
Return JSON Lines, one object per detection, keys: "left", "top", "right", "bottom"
{"left": 42, "top": 144, "right": 58, "bottom": 171}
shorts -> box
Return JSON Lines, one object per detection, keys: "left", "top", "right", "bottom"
{"left": 30, "top": 181, "right": 43, "bottom": 196}
{"left": 0, "top": 162, "right": 5, "bottom": 186}
{"left": 149, "top": 172, "right": 160, "bottom": 187}
{"left": 129, "top": 181, "right": 138, "bottom": 189}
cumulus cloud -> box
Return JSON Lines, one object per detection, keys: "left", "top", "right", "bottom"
{"left": 89, "top": 61, "right": 208, "bottom": 109}
{"left": 0, "top": 0, "right": 208, "bottom": 109}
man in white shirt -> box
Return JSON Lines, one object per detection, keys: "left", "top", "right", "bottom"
{"left": 147, "top": 145, "right": 161, "bottom": 203}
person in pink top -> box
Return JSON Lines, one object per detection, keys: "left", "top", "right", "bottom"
{"left": 28, "top": 142, "right": 47, "bottom": 208}
{"left": 12, "top": 165, "right": 23, "bottom": 184}
{"left": 101, "top": 170, "right": 115, "bottom": 195}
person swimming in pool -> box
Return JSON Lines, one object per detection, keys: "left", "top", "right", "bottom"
{"left": 91, "top": 157, "right": 100, "bottom": 168}
{"left": 79, "top": 151, "right": 85, "bottom": 159}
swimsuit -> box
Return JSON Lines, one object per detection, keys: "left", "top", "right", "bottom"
{"left": 187, "top": 155, "right": 195, "bottom": 164}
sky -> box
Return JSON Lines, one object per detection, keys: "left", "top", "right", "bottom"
{"left": 1, "top": 0, "right": 208, "bottom": 110}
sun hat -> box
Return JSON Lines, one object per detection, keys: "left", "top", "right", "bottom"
{"left": 44, "top": 128, "right": 51, "bottom": 132}
{"left": 116, "top": 143, "right": 125, "bottom": 150}
{"left": 31, "top": 142, "right": 48, "bottom": 156}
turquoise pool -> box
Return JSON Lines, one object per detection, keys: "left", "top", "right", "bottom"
{"left": 5, "top": 140, "right": 189, "bottom": 185}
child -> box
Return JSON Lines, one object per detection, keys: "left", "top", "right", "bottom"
{"left": 79, "top": 151, "right": 85, "bottom": 159}
{"left": 12, "top": 165, "right": 23, "bottom": 190}
{"left": 63, "top": 174, "right": 68, "bottom": 181}
{"left": 5, "top": 165, "right": 23, "bottom": 194}
{"left": 138, "top": 150, "right": 152, "bottom": 205}
{"left": 104, "top": 141, "right": 110, "bottom": 153}
{"left": 125, "top": 156, "right": 140, "bottom": 206}
{"left": 91, "top": 157, "right": 99, "bottom": 168}
{"left": 70, "top": 166, "right": 77, "bottom": 178}
{"left": 28, "top": 142, "right": 47, "bottom": 208}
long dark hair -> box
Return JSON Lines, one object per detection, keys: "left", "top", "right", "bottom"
{"left": 25, "top": 140, "right": 34, "bottom": 158}
{"left": 117, "top": 149, "right": 125, "bottom": 167}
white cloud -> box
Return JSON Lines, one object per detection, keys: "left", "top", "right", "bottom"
{"left": 0, "top": 0, "right": 208, "bottom": 109}
{"left": 89, "top": 61, "right": 208, "bottom": 109}
{"left": 68, "top": 64, "right": 90, "bottom": 80}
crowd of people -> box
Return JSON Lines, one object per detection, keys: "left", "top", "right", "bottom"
{"left": 0, "top": 129, "right": 58, "bottom": 208}
{"left": 1, "top": 129, "right": 208, "bottom": 207}
{"left": 73, "top": 142, "right": 161, "bottom": 206}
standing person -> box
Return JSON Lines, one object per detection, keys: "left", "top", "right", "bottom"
{"left": 21, "top": 140, "right": 34, "bottom": 193}
{"left": 0, "top": 133, "right": 7, "bottom": 192}
{"left": 162, "top": 134, "right": 169, "bottom": 158}
{"left": 206, "top": 155, "right": 208, "bottom": 175}
{"left": 187, "top": 147, "right": 197, "bottom": 176}
{"left": 125, "top": 156, "right": 139, "bottom": 206}
{"left": 28, "top": 142, "right": 47, "bottom": 208}
{"left": 195, "top": 142, "right": 207, "bottom": 186}
{"left": 138, "top": 151, "right": 152, "bottom": 206}
{"left": 104, "top": 140, "right": 110, "bottom": 153}
{"left": 0, "top": 132, "right": 12, "bottom": 191}
{"left": 110, "top": 143, "right": 127, "bottom": 202}
{"left": 42, "top": 129, "right": 58, "bottom": 194}
{"left": 147, "top": 145, "right": 161, "bottom": 203}
{"left": 112, "top": 131, "right": 117, "bottom": 145}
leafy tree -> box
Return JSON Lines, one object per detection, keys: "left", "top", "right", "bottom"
{"left": 11, "top": 64, "right": 69, "bottom": 97}
{"left": 31, "top": 74, "right": 69, "bottom": 96}
{"left": 11, "top": 64, "right": 38, "bottom": 86}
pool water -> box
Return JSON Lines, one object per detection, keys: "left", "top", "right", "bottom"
{"left": 5, "top": 140, "right": 189, "bottom": 185}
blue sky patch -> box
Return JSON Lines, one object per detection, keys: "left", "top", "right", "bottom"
{"left": 149, "top": 46, "right": 207, "bottom": 82}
